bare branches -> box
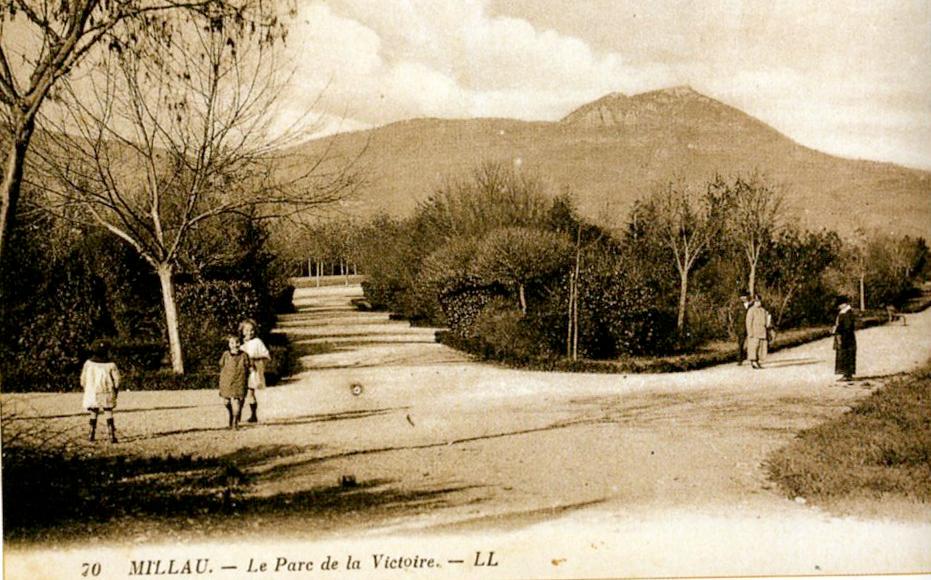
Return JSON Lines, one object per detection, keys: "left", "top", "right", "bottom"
{"left": 645, "top": 179, "right": 722, "bottom": 275}
{"left": 634, "top": 178, "right": 726, "bottom": 330}
{"left": 1, "top": 0, "right": 294, "bottom": 267}
{"left": 719, "top": 173, "right": 785, "bottom": 295}
{"left": 0, "top": 41, "right": 19, "bottom": 103}
{"left": 30, "top": 10, "right": 359, "bottom": 266}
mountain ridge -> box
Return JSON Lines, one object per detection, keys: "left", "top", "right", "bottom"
{"left": 293, "top": 88, "right": 931, "bottom": 237}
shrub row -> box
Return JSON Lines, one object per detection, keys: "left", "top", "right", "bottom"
{"left": 439, "top": 312, "right": 889, "bottom": 375}
{"left": 1, "top": 340, "right": 295, "bottom": 393}
{"left": 1, "top": 217, "right": 300, "bottom": 392}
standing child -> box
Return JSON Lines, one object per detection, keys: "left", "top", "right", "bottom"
{"left": 239, "top": 318, "right": 270, "bottom": 423}
{"left": 219, "top": 335, "right": 250, "bottom": 430}
{"left": 81, "top": 340, "right": 121, "bottom": 443}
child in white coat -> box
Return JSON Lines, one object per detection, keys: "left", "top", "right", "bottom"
{"left": 239, "top": 319, "right": 270, "bottom": 423}
{"left": 81, "top": 340, "right": 121, "bottom": 443}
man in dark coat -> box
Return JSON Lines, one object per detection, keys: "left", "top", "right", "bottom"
{"left": 833, "top": 297, "right": 857, "bottom": 381}
{"left": 734, "top": 293, "right": 751, "bottom": 365}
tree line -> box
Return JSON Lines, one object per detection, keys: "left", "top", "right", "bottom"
{"left": 293, "top": 163, "right": 927, "bottom": 362}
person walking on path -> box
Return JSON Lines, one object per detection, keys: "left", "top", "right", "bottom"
{"left": 833, "top": 297, "right": 857, "bottom": 381}
{"left": 218, "top": 335, "right": 250, "bottom": 430}
{"left": 734, "top": 293, "right": 752, "bottom": 365}
{"left": 239, "top": 318, "right": 271, "bottom": 423}
{"left": 81, "top": 340, "right": 121, "bottom": 443}
{"left": 745, "top": 295, "right": 771, "bottom": 369}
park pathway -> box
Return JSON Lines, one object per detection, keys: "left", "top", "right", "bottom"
{"left": 274, "top": 283, "right": 468, "bottom": 370}
{"left": 5, "top": 279, "right": 931, "bottom": 577}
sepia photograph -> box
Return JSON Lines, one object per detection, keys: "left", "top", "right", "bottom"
{"left": 1, "top": 1, "right": 930, "bottom": 579}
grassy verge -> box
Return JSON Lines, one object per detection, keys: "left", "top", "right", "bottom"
{"left": 766, "top": 361, "right": 931, "bottom": 503}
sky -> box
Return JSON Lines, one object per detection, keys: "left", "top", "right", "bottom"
{"left": 278, "top": 0, "right": 931, "bottom": 170}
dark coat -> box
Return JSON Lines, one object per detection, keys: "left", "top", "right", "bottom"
{"left": 733, "top": 302, "right": 749, "bottom": 338}
{"left": 219, "top": 350, "right": 250, "bottom": 398}
{"left": 834, "top": 309, "right": 856, "bottom": 377}
{"left": 733, "top": 301, "right": 749, "bottom": 362}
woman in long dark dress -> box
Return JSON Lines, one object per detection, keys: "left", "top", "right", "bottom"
{"left": 833, "top": 297, "right": 857, "bottom": 381}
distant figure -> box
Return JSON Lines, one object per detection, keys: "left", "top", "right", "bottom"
{"left": 833, "top": 297, "right": 857, "bottom": 381}
{"left": 745, "top": 295, "right": 771, "bottom": 369}
{"left": 239, "top": 318, "right": 271, "bottom": 423}
{"left": 885, "top": 304, "right": 906, "bottom": 326}
{"left": 734, "top": 292, "right": 752, "bottom": 365}
{"left": 218, "top": 335, "right": 250, "bottom": 430}
{"left": 81, "top": 340, "right": 121, "bottom": 443}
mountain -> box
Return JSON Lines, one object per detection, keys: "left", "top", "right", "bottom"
{"left": 293, "top": 87, "right": 931, "bottom": 237}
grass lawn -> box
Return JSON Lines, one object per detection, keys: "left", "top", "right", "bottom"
{"left": 766, "top": 360, "right": 931, "bottom": 505}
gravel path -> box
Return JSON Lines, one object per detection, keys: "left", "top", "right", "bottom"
{"left": 5, "top": 283, "right": 930, "bottom": 576}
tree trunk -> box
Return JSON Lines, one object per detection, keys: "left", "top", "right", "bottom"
{"left": 518, "top": 284, "right": 527, "bottom": 314}
{"left": 570, "top": 224, "right": 582, "bottom": 359}
{"left": 572, "top": 287, "right": 579, "bottom": 360}
{"left": 677, "top": 270, "right": 689, "bottom": 331}
{"left": 747, "top": 258, "right": 757, "bottom": 296}
{"left": 157, "top": 264, "right": 185, "bottom": 374}
{"left": 0, "top": 114, "right": 37, "bottom": 269}
{"left": 777, "top": 286, "right": 796, "bottom": 327}
{"left": 566, "top": 273, "right": 574, "bottom": 356}
{"left": 859, "top": 273, "right": 866, "bottom": 310}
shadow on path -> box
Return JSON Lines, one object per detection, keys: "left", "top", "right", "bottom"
{"left": 262, "top": 408, "right": 406, "bottom": 427}
{"left": 133, "top": 408, "right": 408, "bottom": 441}
{"left": 258, "top": 417, "right": 611, "bottom": 480}
{"left": 6, "top": 405, "right": 207, "bottom": 422}
{"left": 5, "top": 446, "right": 485, "bottom": 546}
{"left": 760, "top": 358, "right": 821, "bottom": 369}
{"left": 426, "top": 498, "right": 607, "bottom": 534}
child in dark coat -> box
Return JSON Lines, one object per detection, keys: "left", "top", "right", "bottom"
{"left": 219, "top": 335, "right": 250, "bottom": 430}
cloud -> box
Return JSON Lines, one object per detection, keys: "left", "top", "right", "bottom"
{"left": 282, "top": 0, "right": 673, "bottom": 127}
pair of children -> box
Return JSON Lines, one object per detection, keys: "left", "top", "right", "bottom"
{"left": 81, "top": 319, "right": 270, "bottom": 442}
{"left": 218, "top": 319, "right": 270, "bottom": 430}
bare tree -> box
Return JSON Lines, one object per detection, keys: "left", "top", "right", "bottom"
{"left": 30, "top": 25, "right": 359, "bottom": 374}
{"left": 847, "top": 227, "right": 869, "bottom": 310}
{"left": 636, "top": 179, "right": 725, "bottom": 331}
{"left": 725, "top": 174, "right": 784, "bottom": 296}
{"left": 0, "top": 0, "right": 289, "bottom": 271}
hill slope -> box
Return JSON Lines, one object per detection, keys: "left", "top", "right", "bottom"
{"left": 294, "top": 87, "right": 931, "bottom": 237}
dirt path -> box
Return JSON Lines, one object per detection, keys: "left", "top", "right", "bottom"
{"left": 5, "top": 283, "right": 931, "bottom": 576}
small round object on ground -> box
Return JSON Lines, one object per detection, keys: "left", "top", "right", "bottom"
{"left": 350, "top": 383, "right": 364, "bottom": 396}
